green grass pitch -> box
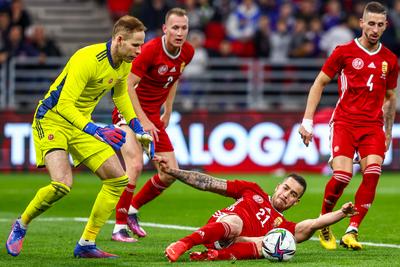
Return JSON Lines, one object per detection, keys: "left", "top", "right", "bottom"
{"left": 0, "top": 171, "right": 399, "bottom": 266}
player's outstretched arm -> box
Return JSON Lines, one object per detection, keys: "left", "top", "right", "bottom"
{"left": 294, "top": 202, "right": 357, "bottom": 243}
{"left": 155, "top": 156, "right": 228, "bottom": 195}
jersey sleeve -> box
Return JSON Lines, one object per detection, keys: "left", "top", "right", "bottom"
{"left": 186, "top": 43, "right": 195, "bottom": 64}
{"left": 112, "top": 67, "right": 137, "bottom": 122}
{"left": 55, "top": 50, "right": 96, "bottom": 130}
{"left": 387, "top": 57, "right": 399, "bottom": 90}
{"left": 321, "top": 46, "right": 343, "bottom": 79}
{"left": 226, "top": 180, "right": 264, "bottom": 199}
{"left": 280, "top": 220, "right": 297, "bottom": 236}
{"left": 131, "top": 45, "right": 152, "bottom": 78}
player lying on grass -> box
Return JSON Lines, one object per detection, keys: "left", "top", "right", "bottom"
{"left": 154, "top": 156, "right": 357, "bottom": 262}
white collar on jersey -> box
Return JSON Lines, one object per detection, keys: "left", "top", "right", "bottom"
{"left": 162, "top": 35, "right": 182, "bottom": 60}
{"left": 355, "top": 38, "right": 382, "bottom": 56}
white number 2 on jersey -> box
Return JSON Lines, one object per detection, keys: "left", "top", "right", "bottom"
{"left": 163, "top": 76, "right": 174, "bottom": 88}
{"left": 256, "top": 207, "right": 271, "bottom": 228}
{"left": 367, "top": 74, "right": 374, "bottom": 91}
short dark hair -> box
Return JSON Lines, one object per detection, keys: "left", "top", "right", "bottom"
{"left": 165, "top": 7, "right": 187, "bottom": 22}
{"left": 364, "top": 1, "right": 387, "bottom": 16}
{"left": 112, "top": 15, "right": 146, "bottom": 39}
{"left": 285, "top": 173, "right": 307, "bottom": 197}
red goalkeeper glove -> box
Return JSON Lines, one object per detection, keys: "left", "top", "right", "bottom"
{"left": 84, "top": 122, "right": 126, "bottom": 150}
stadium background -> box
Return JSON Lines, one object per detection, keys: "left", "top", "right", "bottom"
{"left": 0, "top": 0, "right": 399, "bottom": 266}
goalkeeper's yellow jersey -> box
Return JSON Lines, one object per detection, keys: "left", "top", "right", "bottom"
{"left": 34, "top": 40, "right": 136, "bottom": 130}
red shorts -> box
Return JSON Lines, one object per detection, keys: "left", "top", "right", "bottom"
{"left": 330, "top": 122, "right": 386, "bottom": 160}
{"left": 204, "top": 210, "right": 236, "bottom": 250}
{"left": 111, "top": 107, "right": 174, "bottom": 153}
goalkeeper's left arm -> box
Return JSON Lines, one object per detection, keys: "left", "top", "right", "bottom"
{"left": 112, "top": 81, "right": 154, "bottom": 159}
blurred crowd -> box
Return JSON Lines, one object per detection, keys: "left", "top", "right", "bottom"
{"left": 0, "top": 0, "right": 61, "bottom": 65}
{"left": 104, "top": 0, "right": 400, "bottom": 63}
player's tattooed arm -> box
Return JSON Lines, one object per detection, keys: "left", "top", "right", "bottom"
{"left": 166, "top": 168, "right": 228, "bottom": 195}
{"left": 383, "top": 89, "right": 396, "bottom": 150}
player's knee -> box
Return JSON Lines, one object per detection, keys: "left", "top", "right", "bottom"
{"left": 102, "top": 175, "right": 129, "bottom": 196}
{"left": 222, "top": 215, "right": 243, "bottom": 238}
{"left": 126, "top": 162, "right": 143, "bottom": 178}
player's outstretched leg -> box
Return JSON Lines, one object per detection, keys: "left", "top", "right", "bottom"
{"left": 340, "top": 230, "right": 362, "bottom": 250}
{"left": 189, "top": 249, "right": 219, "bottom": 261}
{"left": 73, "top": 243, "right": 118, "bottom": 258}
{"left": 6, "top": 219, "right": 27, "bottom": 256}
{"left": 127, "top": 213, "right": 147, "bottom": 237}
{"left": 318, "top": 226, "right": 337, "bottom": 250}
{"left": 165, "top": 241, "right": 191, "bottom": 262}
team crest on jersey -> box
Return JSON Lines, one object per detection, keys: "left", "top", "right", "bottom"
{"left": 108, "top": 78, "right": 113, "bottom": 84}
{"left": 352, "top": 58, "right": 364, "bottom": 70}
{"left": 381, "top": 61, "right": 388, "bottom": 79}
{"left": 273, "top": 217, "right": 283, "bottom": 227}
{"left": 252, "top": 194, "right": 264, "bottom": 204}
{"left": 48, "top": 134, "right": 54, "bottom": 140}
{"left": 158, "top": 65, "right": 168, "bottom": 75}
{"left": 382, "top": 61, "right": 388, "bottom": 74}
{"left": 180, "top": 62, "right": 186, "bottom": 73}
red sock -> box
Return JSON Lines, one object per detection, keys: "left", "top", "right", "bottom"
{"left": 180, "top": 222, "right": 231, "bottom": 249}
{"left": 350, "top": 164, "right": 381, "bottom": 228}
{"left": 321, "top": 170, "right": 352, "bottom": 214}
{"left": 131, "top": 174, "right": 167, "bottom": 210}
{"left": 115, "top": 183, "right": 136, "bottom": 224}
{"left": 216, "top": 242, "right": 260, "bottom": 260}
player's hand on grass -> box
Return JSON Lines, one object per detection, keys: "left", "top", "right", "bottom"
{"left": 84, "top": 122, "right": 126, "bottom": 150}
{"left": 299, "top": 118, "right": 313, "bottom": 147}
{"left": 129, "top": 118, "right": 155, "bottom": 159}
{"left": 341, "top": 202, "right": 358, "bottom": 217}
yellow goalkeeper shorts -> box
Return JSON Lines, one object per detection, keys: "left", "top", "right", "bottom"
{"left": 32, "top": 117, "right": 115, "bottom": 172}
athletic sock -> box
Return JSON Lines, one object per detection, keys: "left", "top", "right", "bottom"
{"left": 350, "top": 164, "right": 381, "bottom": 228}
{"left": 115, "top": 183, "right": 136, "bottom": 224}
{"left": 21, "top": 181, "right": 70, "bottom": 225}
{"left": 180, "top": 222, "right": 231, "bottom": 249}
{"left": 81, "top": 175, "right": 128, "bottom": 241}
{"left": 216, "top": 242, "right": 260, "bottom": 260}
{"left": 131, "top": 174, "right": 167, "bottom": 209}
{"left": 321, "top": 170, "right": 351, "bottom": 214}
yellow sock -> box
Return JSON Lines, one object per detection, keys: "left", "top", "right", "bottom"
{"left": 21, "top": 181, "right": 70, "bottom": 225}
{"left": 81, "top": 175, "right": 128, "bottom": 242}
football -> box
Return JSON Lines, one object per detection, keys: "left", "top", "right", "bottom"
{"left": 261, "top": 228, "right": 296, "bottom": 262}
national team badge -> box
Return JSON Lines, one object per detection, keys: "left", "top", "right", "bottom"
{"left": 253, "top": 195, "right": 264, "bottom": 204}
{"left": 352, "top": 58, "right": 364, "bottom": 70}
{"left": 382, "top": 61, "right": 388, "bottom": 74}
{"left": 108, "top": 78, "right": 113, "bottom": 84}
{"left": 158, "top": 65, "right": 168, "bottom": 75}
{"left": 273, "top": 217, "right": 283, "bottom": 227}
{"left": 48, "top": 134, "right": 54, "bottom": 140}
{"left": 180, "top": 62, "right": 186, "bottom": 73}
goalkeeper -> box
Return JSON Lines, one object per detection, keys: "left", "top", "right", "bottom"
{"left": 5, "top": 15, "right": 152, "bottom": 259}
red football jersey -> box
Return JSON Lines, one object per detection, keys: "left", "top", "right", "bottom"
{"left": 216, "top": 180, "right": 296, "bottom": 237}
{"left": 131, "top": 36, "right": 194, "bottom": 115}
{"left": 322, "top": 39, "right": 398, "bottom": 126}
